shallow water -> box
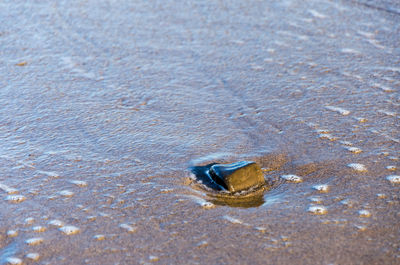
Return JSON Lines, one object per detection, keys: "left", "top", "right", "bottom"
{"left": 1, "top": 0, "right": 399, "bottom": 264}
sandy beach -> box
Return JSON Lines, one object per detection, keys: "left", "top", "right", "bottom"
{"left": 0, "top": 0, "right": 399, "bottom": 264}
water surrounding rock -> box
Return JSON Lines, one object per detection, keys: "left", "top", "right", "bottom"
{"left": 209, "top": 161, "right": 265, "bottom": 192}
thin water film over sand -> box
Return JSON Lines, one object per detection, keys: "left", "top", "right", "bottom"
{"left": 1, "top": 0, "right": 399, "bottom": 264}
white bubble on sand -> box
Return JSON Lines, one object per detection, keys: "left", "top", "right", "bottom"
{"left": 7, "top": 230, "right": 18, "bottom": 237}
{"left": 119, "top": 223, "right": 136, "bottom": 233}
{"left": 386, "top": 175, "right": 400, "bottom": 184}
{"left": 358, "top": 210, "right": 371, "bottom": 217}
{"left": 319, "top": 133, "right": 337, "bottom": 141}
{"left": 5, "top": 257, "right": 22, "bottom": 265}
{"left": 59, "top": 190, "right": 74, "bottom": 197}
{"left": 25, "top": 237, "right": 44, "bottom": 246}
{"left": 70, "top": 180, "right": 88, "bottom": 187}
{"left": 281, "top": 174, "right": 303, "bottom": 183}
{"left": 185, "top": 195, "right": 215, "bottom": 209}
{"left": 48, "top": 219, "right": 64, "bottom": 227}
{"left": 5, "top": 195, "right": 26, "bottom": 203}
{"left": 223, "top": 215, "right": 243, "bottom": 224}
{"left": 316, "top": 129, "right": 330, "bottom": 134}
{"left": 340, "top": 199, "right": 354, "bottom": 208}
{"left": 25, "top": 217, "right": 35, "bottom": 224}
{"left": 32, "top": 226, "right": 46, "bottom": 232}
{"left": 308, "top": 205, "right": 327, "bottom": 215}
{"left": 309, "top": 197, "right": 323, "bottom": 204}
{"left": 313, "top": 184, "right": 329, "bottom": 193}
{"left": 59, "top": 225, "right": 80, "bottom": 235}
{"left": 340, "top": 140, "right": 353, "bottom": 146}
{"left": 0, "top": 183, "right": 18, "bottom": 194}
{"left": 347, "top": 163, "right": 367, "bottom": 172}
{"left": 94, "top": 234, "right": 106, "bottom": 241}
{"left": 26, "top": 253, "right": 40, "bottom": 261}
{"left": 325, "top": 106, "right": 350, "bottom": 115}
{"left": 354, "top": 117, "right": 367, "bottom": 123}
{"left": 355, "top": 224, "right": 367, "bottom": 231}
{"left": 196, "top": 240, "right": 209, "bottom": 247}
{"left": 149, "top": 255, "right": 159, "bottom": 262}
{"left": 344, "top": 146, "right": 362, "bottom": 154}
{"left": 377, "top": 193, "right": 386, "bottom": 199}
{"left": 386, "top": 166, "right": 396, "bottom": 171}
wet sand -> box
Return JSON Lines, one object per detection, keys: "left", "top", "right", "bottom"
{"left": 1, "top": 0, "right": 399, "bottom": 264}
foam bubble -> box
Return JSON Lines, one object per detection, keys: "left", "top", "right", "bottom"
{"left": 340, "top": 141, "right": 353, "bottom": 146}
{"left": 32, "top": 226, "right": 46, "bottom": 232}
{"left": 325, "top": 106, "right": 350, "bottom": 115}
{"left": 25, "top": 217, "right": 35, "bottom": 224}
{"left": 48, "top": 219, "right": 64, "bottom": 227}
{"left": 26, "top": 253, "right": 40, "bottom": 261}
{"left": 185, "top": 195, "right": 215, "bottom": 209}
{"left": 223, "top": 215, "right": 243, "bottom": 224}
{"left": 37, "top": 170, "right": 59, "bottom": 178}
{"left": 377, "top": 193, "right": 386, "bottom": 199}
{"left": 355, "top": 224, "right": 367, "bottom": 231}
{"left": 94, "top": 234, "right": 105, "bottom": 241}
{"left": 344, "top": 146, "right": 362, "bottom": 154}
{"left": 5, "top": 257, "right": 22, "bottom": 265}
{"left": 309, "top": 9, "right": 327, "bottom": 19}
{"left": 340, "top": 199, "right": 354, "bottom": 208}
{"left": 5, "top": 195, "right": 26, "bottom": 203}
{"left": 70, "top": 180, "right": 88, "bottom": 187}
{"left": 347, "top": 163, "right": 367, "bottom": 172}
{"left": 25, "top": 237, "right": 44, "bottom": 246}
{"left": 341, "top": 48, "right": 361, "bottom": 55}
{"left": 196, "top": 240, "right": 209, "bottom": 247}
{"left": 319, "top": 134, "right": 336, "bottom": 141}
{"left": 358, "top": 210, "right": 371, "bottom": 217}
{"left": 119, "top": 223, "right": 136, "bottom": 233}
{"left": 313, "top": 184, "right": 329, "bottom": 193}
{"left": 308, "top": 205, "right": 327, "bottom": 215}
{"left": 59, "top": 190, "right": 74, "bottom": 197}
{"left": 59, "top": 225, "right": 80, "bottom": 235}
{"left": 149, "top": 256, "right": 159, "bottom": 262}
{"left": 281, "top": 174, "right": 303, "bottom": 183}
{"left": 354, "top": 117, "right": 367, "bottom": 123}
{"left": 309, "top": 197, "right": 323, "bottom": 204}
{"left": 7, "top": 230, "right": 18, "bottom": 237}
{"left": 386, "top": 175, "right": 400, "bottom": 184}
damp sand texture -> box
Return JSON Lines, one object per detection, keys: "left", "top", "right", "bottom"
{"left": 1, "top": 0, "right": 400, "bottom": 264}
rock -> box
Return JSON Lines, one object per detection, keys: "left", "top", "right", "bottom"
{"left": 209, "top": 161, "right": 265, "bottom": 192}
